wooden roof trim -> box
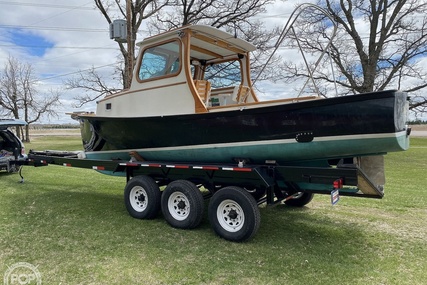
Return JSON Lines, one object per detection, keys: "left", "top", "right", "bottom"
{"left": 190, "top": 32, "right": 247, "bottom": 55}
{"left": 190, "top": 44, "right": 223, "bottom": 59}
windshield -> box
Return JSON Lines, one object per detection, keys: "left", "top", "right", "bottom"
{"left": 203, "top": 60, "right": 242, "bottom": 88}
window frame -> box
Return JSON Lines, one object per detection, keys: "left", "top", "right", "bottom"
{"left": 201, "top": 58, "right": 243, "bottom": 89}
{"left": 136, "top": 39, "right": 182, "bottom": 83}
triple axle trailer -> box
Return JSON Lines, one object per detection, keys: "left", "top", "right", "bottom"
{"left": 22, "top": 150, "right": 384, "bottom": 242}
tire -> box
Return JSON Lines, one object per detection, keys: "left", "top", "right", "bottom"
{"left": 161, "top": 180, "right": 204, "bottom": 229}
{"left": 124, "top": 175, "right": 161, "bottom": 219}
{"left": 284, "top": 192, "right": 314, "bottom": 207}
{"left": 8, "top": 164, "right": 21, "bottom": 173}
{"left": 208, "top": 186, "right": 260, "bottom": 242}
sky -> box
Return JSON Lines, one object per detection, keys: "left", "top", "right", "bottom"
{"left": 0, "top": 0, "right": 127, "bottom": 123}
{"left": 0, "top": 0, "right": 425, "bottom": 123}
{"left": 0, "top": 0, "right": 311, "bottom": 124}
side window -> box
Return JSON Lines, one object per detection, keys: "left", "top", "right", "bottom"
{"left": 138, "top": 40, "right": 181, "bottom": 81}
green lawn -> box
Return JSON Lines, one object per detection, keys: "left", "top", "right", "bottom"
{"left": 1, "top": 136, "right": 426, "bottom": 284}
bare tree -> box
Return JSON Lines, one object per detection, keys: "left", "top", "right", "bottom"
{"left": 67, "top": 0, "right": 169, "bottom": 107}
{"left": 68, "top": 0, "right": 280, "bottom": 106}
{"left": 278, "top": 0, "right": 427, "bottom": 112}
{"left": 149, "top": 0, "right": 280, "bottom": 85}
{"left": 149, "top": 0, "right": 273, "bottom": 31}
{"left": 67, "top": 66, "right": 122, "bottom": 108}
{"left": 0, "top": 56, "right": 60, "bottom": 141}
{"left": 95, "top": 0, "right": 170, "bottom": 88}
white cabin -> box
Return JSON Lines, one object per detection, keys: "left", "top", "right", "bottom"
{"left": 96, "top": 25, "right": 315, "bottom": 118}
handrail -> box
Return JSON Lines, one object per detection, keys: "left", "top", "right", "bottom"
{"left": 253, "top": 3, "right": 338, "bottom": 97}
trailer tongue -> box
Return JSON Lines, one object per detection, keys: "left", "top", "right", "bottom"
{"left": 21, "top": 150, "right": 383, "bottom": 242}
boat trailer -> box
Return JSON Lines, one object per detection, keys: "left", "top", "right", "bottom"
{"left": 17, "top": 150, "right": 384, "bottom": 242}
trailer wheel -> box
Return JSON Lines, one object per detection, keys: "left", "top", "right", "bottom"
{"left": 124, "top": 175, "right": 161, "bottom": 219}
{"left": 284, "top": 192, "right": 314, "bottom": 207}
{"left": 161, "top": 180, "right": 204, "bottom": 229}
{"left": 208, "top": 186, "right": 260, "bottom": 242}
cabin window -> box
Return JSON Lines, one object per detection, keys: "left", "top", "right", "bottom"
{"left": 204, "top": 60, "right": 242, "bottom": 88}
{"left": 138, "top": 40, "right": 181, "bottom": 81}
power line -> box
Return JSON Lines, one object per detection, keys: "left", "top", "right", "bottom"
{"left": 0, "top": 43, "right": 117, "bottom": 50}
{"left": 33, "top": 43, "right": 120, "bottom": 62}
{"left": 0, "top": 24, "right": 107, "bottom": 33}
{"left": 0, "top": 1, "right": 96, "bottom": 10}
{"left": 28, "top": 1, "right": 96, "bottom": 27}
{"left": 37, "top": 63, "right": 121, "bottom": 82}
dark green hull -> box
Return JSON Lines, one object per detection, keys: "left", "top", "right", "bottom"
{"left": 78, "top": 90, "right": 410, "bottom": 164}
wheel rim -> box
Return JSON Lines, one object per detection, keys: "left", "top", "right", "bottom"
{"left": 129, "top": 186, "right": 148, "bottom": 212}
{"left": 168, "top": 191, "right": 190, "bottom": 221}
{"left": 292, "top": 192, "right": 304, "bottom": 199}
{"left": 217, "top": 199, "right": 244, "bottom": 232}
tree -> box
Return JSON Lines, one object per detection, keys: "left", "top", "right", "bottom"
{"left": 66, "top": 66, "right": 123, "bottom": 108}
{"left": 68, "top": 0, "right": 278, "bottom": 106}
{"left": 278, "top": 0, "right": 427, "bottom": 112}
{"left": 148, "top": 0, "right": 279, "bottom": 90}
{"left": 68, "top": 0, "right": 170, "bottom": 107}
{"left": 0, "top": 56, "right": 60, "bottom": 142}
{"left": 149, "top": 0, "right": 273, "bottom": 31}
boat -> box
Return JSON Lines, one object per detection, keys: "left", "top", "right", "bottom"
{"left": 74, "top": 23, "right": 410, "bottom": 173}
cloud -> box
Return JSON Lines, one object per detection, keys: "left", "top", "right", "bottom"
{"left": 2, "top": 0, "right": 424, "bottom": 123}
{"left": 0, "top": 0, "right": 119, "bottom": 123}
{"left": 0, "top": 0, "right": 321, "bottom": 123}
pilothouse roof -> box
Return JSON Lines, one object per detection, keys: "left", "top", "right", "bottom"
{"left": 138, "top": 25, "right": 257, "bottom": 59}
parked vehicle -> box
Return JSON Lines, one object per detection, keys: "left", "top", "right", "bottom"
{"left": 0, "top": 119, "right": 27, "bottom": 173}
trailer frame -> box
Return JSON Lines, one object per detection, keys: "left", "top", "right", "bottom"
{"left": 16, "top": 150, "right": 384, "bottom": 241}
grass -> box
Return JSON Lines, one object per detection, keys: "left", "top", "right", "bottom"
{"left": 1, "top": 136, "right": 426, "bottom": 284}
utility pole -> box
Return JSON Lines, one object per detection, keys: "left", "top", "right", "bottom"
{"left": 126, "top": 0, "right": 133, "bottom": 89}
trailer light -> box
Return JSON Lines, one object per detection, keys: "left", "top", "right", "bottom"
{"left": 92, "top": 166, "right": 105, "bottom": 170}
{"left": 333, "top": 178, "right": 343, "bottom": 189}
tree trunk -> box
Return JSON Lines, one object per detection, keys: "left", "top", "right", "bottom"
{"left": 24, "top": 125, "right": 30, "bottom": 143}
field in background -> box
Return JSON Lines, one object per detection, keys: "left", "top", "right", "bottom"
{"left": 1, "top": 135, "right": 426, "bottom": 284}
